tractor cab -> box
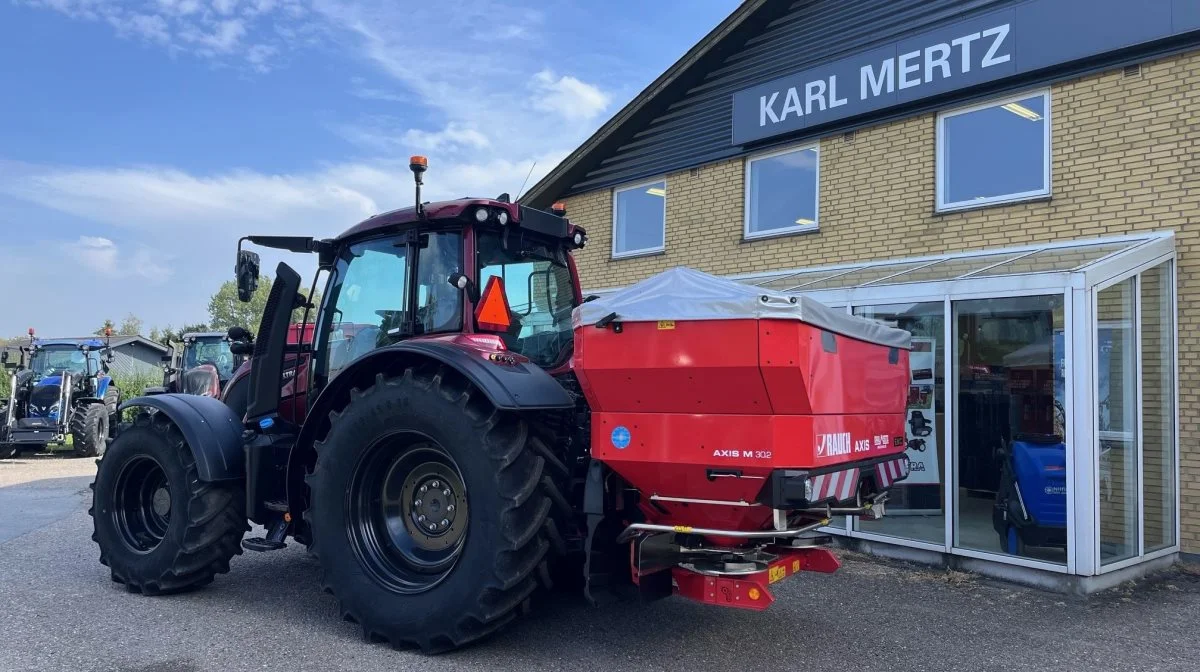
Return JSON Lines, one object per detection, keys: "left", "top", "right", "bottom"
{"left": 150, "top": 330, "right": 252, "bottom": 399}
{"left": 179, "top": 332, "right": 242, "bottom": 383}
{"left": 231, "top": 155, "right": 586, "bottom": 423}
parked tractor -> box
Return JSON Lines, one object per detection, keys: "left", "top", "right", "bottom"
{"left": 145, "top": 330, "right": 251, "bottom": 398}
{"left": 2, "top": 329, "right": 119, "bottom": 459}
{"left": 89, "top": 157, "right": 912, "bottom": 652}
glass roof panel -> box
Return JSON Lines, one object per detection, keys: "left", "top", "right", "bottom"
{"left": 799, "top": 261, "right": 932, "bottom": 290}
{"left": 708, "top": 235, "right": 1168, "bottom": 296}
{"left": 753, "top": 268, "right": 858, "bottom": 291}
{"left": 870, "top": 253, "right": 1020, "bottom": 285}
{"left": 739, "top": 270, "right": 804, "bottom": 287}
{"left": 968, "top": 242, "right": 1131, "bottom": 277}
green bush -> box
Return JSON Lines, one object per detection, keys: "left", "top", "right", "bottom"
{"left": 111, "top": 372, "right": 164, "bottom": 422}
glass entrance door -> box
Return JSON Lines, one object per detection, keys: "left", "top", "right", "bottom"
{"left": 853, "top": 302, "right": 945, "bottom": 545}
{"left": 952, "top": 294, "right": 1068, "bottom": 564}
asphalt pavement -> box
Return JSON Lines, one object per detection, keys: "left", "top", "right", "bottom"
{"left": 1, "top": 454, "right": 1198, "bottom": 672}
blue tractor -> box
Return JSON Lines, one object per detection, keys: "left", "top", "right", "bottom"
{"left": 0, "top": 330, "right": 120, "bottom": 459}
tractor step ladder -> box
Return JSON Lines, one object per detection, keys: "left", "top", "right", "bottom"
{"left": 242, "top": 518, "right": 288, "bottom": 552}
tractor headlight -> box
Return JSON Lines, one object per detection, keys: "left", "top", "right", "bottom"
{"left": 496, "top": 210, "right": 509, "bottom": 226}
{"left": 473, "top": 207, "right": 489, "bottom": 223}
{"left": 48, "top": 402, "right": 60, "bottom": 420}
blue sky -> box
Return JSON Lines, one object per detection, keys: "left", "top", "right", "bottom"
{"left": 0, "top": 0, "right": 738, "bottom": 337}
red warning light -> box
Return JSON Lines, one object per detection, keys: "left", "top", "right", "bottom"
{"left": 474, "top": 276, "right": 512, "bottom": 332}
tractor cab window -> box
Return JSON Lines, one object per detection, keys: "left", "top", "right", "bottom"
{"left": 324, "top": 231, "right": 463, "bottom": 380}
{"left": 184, "top": 338, "right": 235, "bottom": 379}
{"left": 476, "top": 230, "right": 575, "bottom": 368}
{"left": 30, "top": 347, "right": 94, "bottom": 377}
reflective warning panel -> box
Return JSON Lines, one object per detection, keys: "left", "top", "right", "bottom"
{"left": 475, "top": 276, "right": 512, "bottom": 332}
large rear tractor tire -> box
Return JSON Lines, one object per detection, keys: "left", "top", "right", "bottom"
{"left": 306, "top": 367, "right": 561, "bottom": 653}
{"left": 71, "top": 403, "right": 109, "bottom": 458}
{"left": 89, "top": 413, "right": 247, "bottom": 594}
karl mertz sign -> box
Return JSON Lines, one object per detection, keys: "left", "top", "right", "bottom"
{"left": 732, "top": 0, "right": 1200, "bottom": 146}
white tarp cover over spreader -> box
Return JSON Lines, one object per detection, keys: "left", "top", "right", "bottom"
{"left": 573, "top": 266, "right": 911, "bottom": 349}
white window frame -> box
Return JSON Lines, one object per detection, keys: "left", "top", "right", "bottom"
{"left": 936, "top": 89, "right": 1052, "bottom": 213}
{"left": 611, "top": 178, "right": 667, "bottom": 259}
{"left": 743, "top": 143, "right": 821, "bottom": 240}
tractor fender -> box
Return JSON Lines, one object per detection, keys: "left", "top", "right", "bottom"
{"left": 119, "top": 394, "right": 245, "bottom": 482}
{"left": 285, "top": 340, "right": 574, "bottom": 517}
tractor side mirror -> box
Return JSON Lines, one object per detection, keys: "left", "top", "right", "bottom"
{"left": 229, "top": 341, "right": 253, "bottom": 356}
{"left": 448, "top": 273, "right": 480, "bottom": 303}
{"left": 236, "top": 250, "right": 261, "bottom": 302}
{"left": 1, "top": 351, "right": 7, "bottom": 363}
{"left": 227, "top": 326, "right": 253, "bottom": 342}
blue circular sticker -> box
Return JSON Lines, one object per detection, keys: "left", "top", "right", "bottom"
{"left": 611, "top": 426, "right": 631, "bottom": 450}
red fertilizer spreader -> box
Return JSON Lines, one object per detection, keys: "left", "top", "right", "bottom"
{"left": 573, "top": 268, "right": 912, "bottom": 610}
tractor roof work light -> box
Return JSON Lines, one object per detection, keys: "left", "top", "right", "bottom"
{"left": 474, "top": 276, "right": 512, "bottom": 333}
{"left": 410, "top": 155, "right": 428, "bottom": 218}
{"left": 551, "top": 202, "right": 566, "bottom": 216}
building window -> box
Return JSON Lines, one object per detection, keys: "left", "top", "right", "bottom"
{"left": 612, "top": 180, "right": 666, "bottom": 258}
{"left": 745, "top": 145, "right": 819, "bottom": 239}
{"left": 937, "top": 90, "right": 1050, "bottom": 212}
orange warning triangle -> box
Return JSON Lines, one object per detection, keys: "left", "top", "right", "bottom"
{"left": 475, "top": 275, "right": 512, "bottom": 332}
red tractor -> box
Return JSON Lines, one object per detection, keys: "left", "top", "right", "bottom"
{"left": 89, "top": 157, "right": 912, "bottom": 652}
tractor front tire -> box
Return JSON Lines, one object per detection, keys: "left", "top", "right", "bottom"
{"left": 90, "top": 413, "right": 246, "bottom": 595}
{"left": 71, "top": 403, "right": 109, "bottom": 458}
{"left": 306, "top": 367, "right": 559, "bottom": 653}
{"left": 0, "top": 444, "right": 17, "bottom": 460}
{"left": 104, "top": 385, "right": 121, "bottom": 439}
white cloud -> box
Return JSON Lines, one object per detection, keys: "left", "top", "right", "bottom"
{"left": 19, "top": 0, "right": 302, "bottom": 71}
{"left": 181, "top": 18, "right": 246, "bottom": 53}
{"left": 245, "top": 43, "right": 277, "bottom": 72}
{"left": 62, "top": 235, "right": 172, "bottom": 283}
{"left": 112, "top": 13, "right": 172, "bottom": 45}
{"left": 156, "top": 0, "right": 202, "bottom": 16}
{"left": 403, "top": 123, "right": 491, "bottom": 151}
{"left": 348, "top": 85, "right": 408, "bottom": 103}
{"left": 66, "top": 236, "right": 119, "bottom": 273}
{"left": 530, "top": 69, "right": 611, "bottom": 121}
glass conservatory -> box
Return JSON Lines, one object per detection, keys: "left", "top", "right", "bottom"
{"left": 727, "top": 232, "right": 1180, "bottom": 582}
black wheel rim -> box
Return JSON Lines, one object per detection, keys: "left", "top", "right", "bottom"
{"left": 112, "top": 455, "right": 172, "bottom": 554}
{"left": 347, "top": 433, "right": 469, "bottom": 595}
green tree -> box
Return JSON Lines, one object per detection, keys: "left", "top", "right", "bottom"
{"left": 208, "top": 276, "right": 319, "bottom": 332}
{"left": 118, "top": 313, "right": 143, "bottom": 336}
{"left": 208, "top": 276, "right": 271, "bottom": 331}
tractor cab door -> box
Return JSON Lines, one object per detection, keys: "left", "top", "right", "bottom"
{"left": 314, "top": 229, "right": 464, "bottom": 393}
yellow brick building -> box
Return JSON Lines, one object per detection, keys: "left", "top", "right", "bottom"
{"left": 527, "top": 0, "right": 1198, "bottom": 589}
